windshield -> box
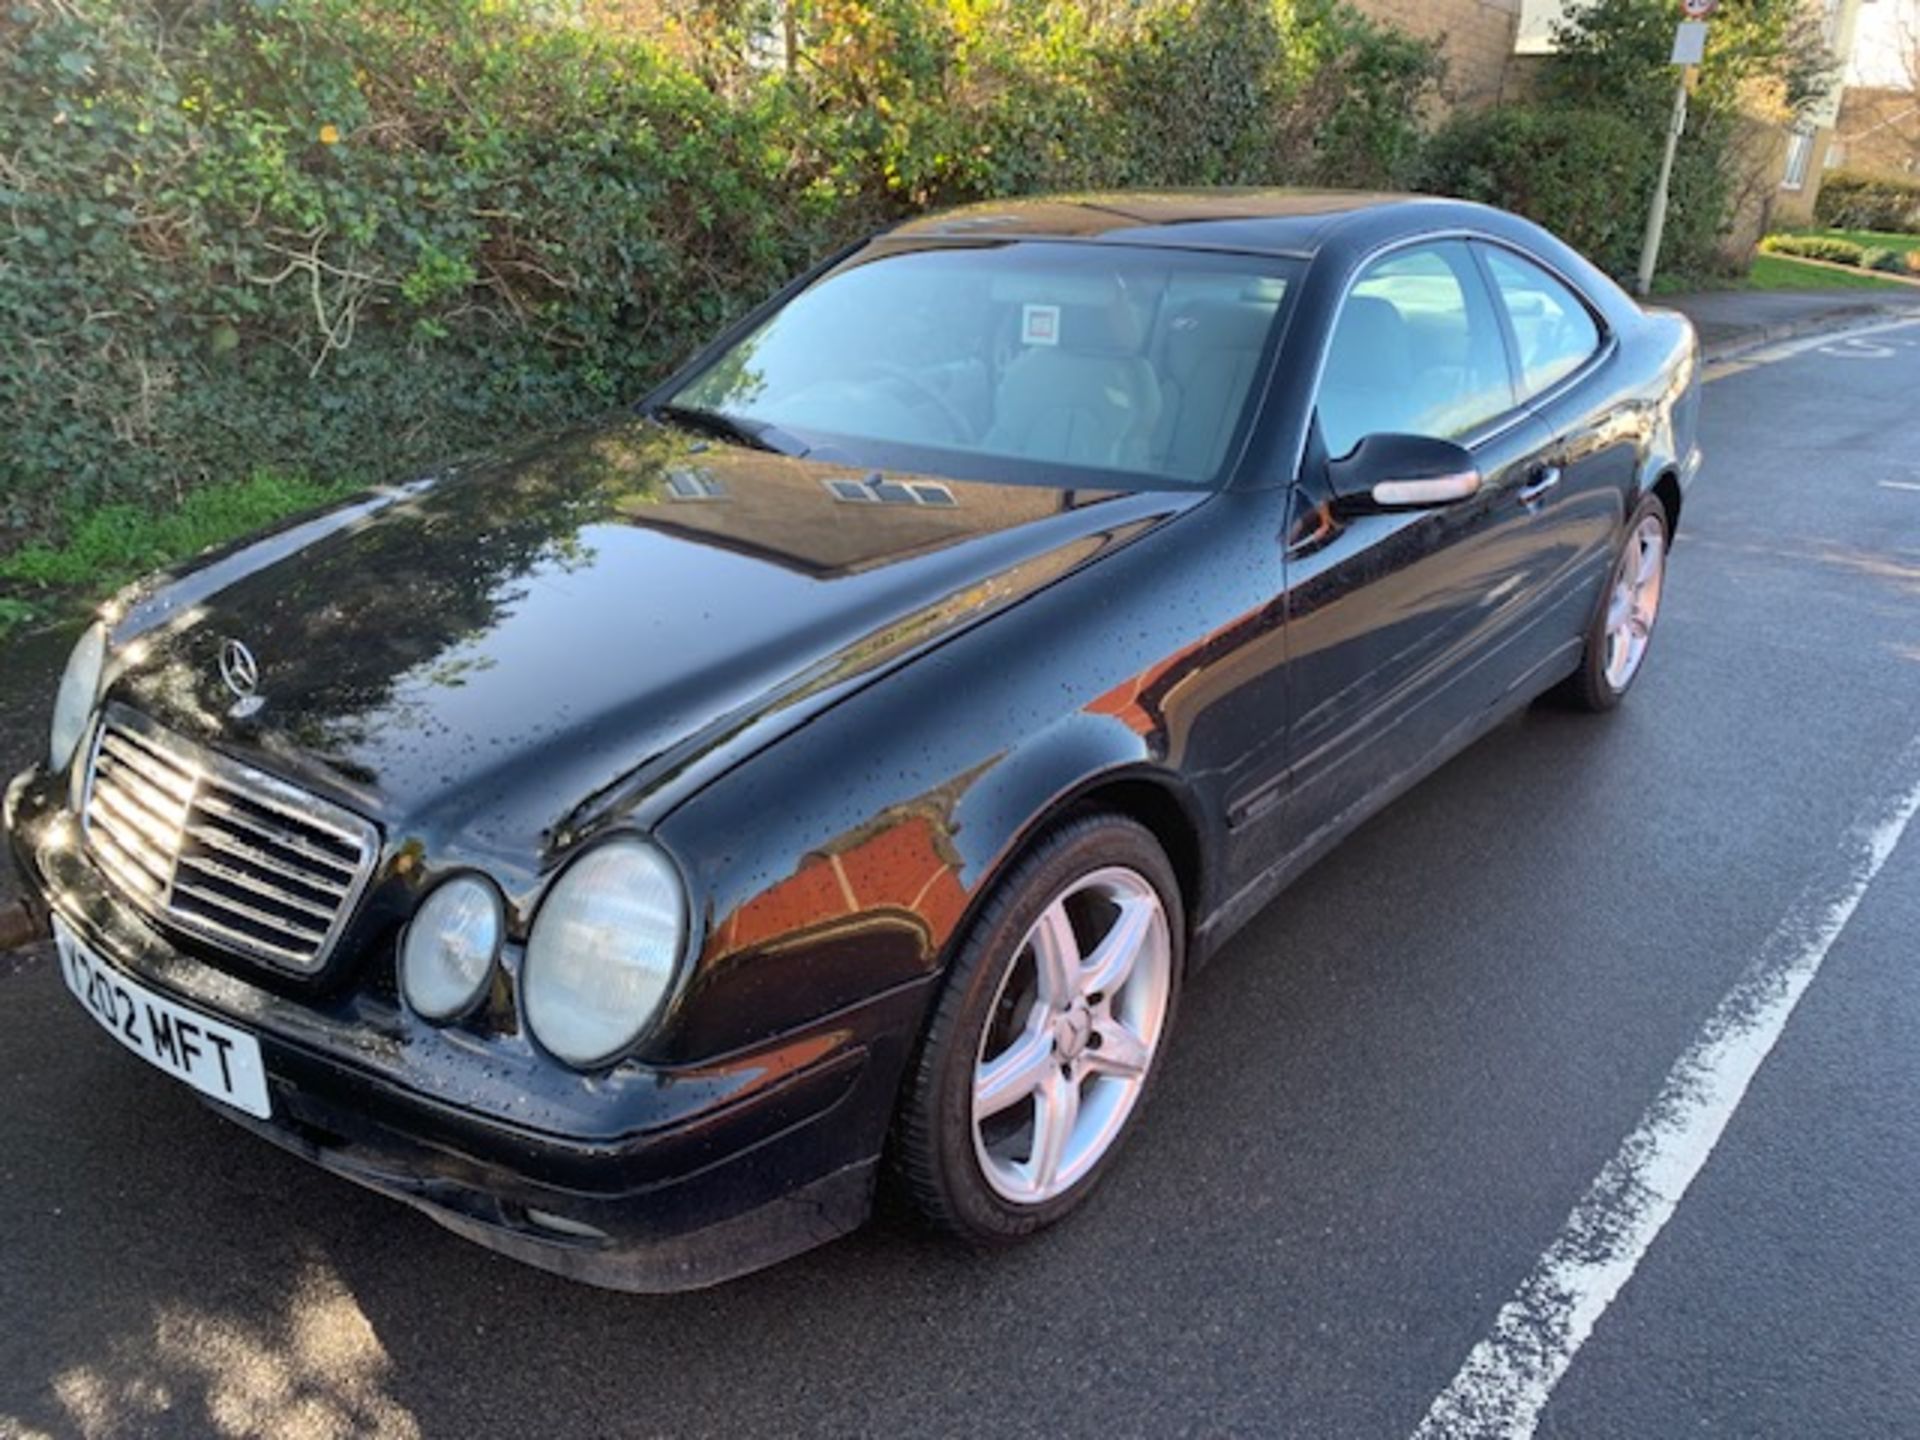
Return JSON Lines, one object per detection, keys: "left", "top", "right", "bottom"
{"left": 665, "top": 242, "right": 1299, "bottom": 489}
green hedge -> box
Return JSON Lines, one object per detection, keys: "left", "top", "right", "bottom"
{"left": 1815, "top": 171, "right": 1920, "bottom": 232}
{"left": 0, "top": 0, "right": 1829, "bottom": 592}
{"left": 1418, "top": 103, "right": 1726, "bottom": 280}
{"left": 1, "top": 2, "right": 836, "bottom": 549}
{"left": 1759, "top": 233, "right": 1870, "bottom": 266}
{"left": 0, "top": 0, "right": 1440, "bottom": 560}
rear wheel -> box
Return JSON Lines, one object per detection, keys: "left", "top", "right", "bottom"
{"left": 1558, "top": 495, "right": 1670, "bottom": 712}
{"left": 893, "top": 813, "right": 1182, "bottom": 1244}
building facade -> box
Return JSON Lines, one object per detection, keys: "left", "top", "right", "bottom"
{"left": 1347, "top": 0, "right": 1524, "bottom": 107}
{"left": 1826, "top": 0, "right": 1920, "bottom": 182}
{"left": 1830, "top": 85, "right": 1920, "bottom": 178}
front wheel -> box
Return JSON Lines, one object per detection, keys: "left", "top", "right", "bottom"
{"left": 892, "top": 813, "right": 1182, "bottom": 1244}
{"left": 1557, "top": 495, "right": 1670, "bottom": 712}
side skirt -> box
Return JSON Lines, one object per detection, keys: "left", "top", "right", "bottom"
{"left": 1191, "top": 638, "right": 1583, "bottom": 967}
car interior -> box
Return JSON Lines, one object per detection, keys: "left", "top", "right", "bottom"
{"left": 674, "top": 251, "right": 1291, "bottom": 484}
{"left": 1318, "top": 248, "right": 1518, "bottom": 458}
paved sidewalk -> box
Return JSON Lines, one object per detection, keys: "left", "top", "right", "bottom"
{"left": 1661, "top": 287, "right": 1920, "bottom": 359}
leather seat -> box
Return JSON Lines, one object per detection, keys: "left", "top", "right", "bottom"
{"left": 1317, "top": 294, "right": 1413, "bottom": 458}
{"left": 1153, "top": 300, "right": 1277, "bottom": 479}
{"left": 984, "top": 301, "right": 1161, "bottom": 470}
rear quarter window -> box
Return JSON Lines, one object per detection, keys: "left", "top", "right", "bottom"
{"left": 1481, "top": 247, "right": 1603, "bottom": 398}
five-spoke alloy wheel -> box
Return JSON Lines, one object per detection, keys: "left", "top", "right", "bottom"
{"left": 1602, "top": 511, "right": 1667, "bottom": 692}
{"left": 894, "top": 813, "right": 1183, "bottom": 1242}
{"left": 970, "top": 866, "right": 1171, "bottom": 1205}
{"left": 1559, "top": 492, "right": 1672, "bottom": 712}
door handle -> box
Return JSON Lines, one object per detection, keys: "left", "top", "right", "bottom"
{"left": 1518, "top": 465, "right": 1562, "bottom": 505}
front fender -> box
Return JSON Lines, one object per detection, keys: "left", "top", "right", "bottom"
{"left": 654, "top": 704, "right": 1204, "bottom": 1066}
{"left": 945, "top": 710, "right": 1191, "bottom": 888}
{"left": 649, "top": 493, "right": 1277, "bottom": 1067}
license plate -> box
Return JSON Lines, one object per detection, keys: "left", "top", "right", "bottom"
{"left": 54, "top": 916, "right": 272, "bottom": 1119}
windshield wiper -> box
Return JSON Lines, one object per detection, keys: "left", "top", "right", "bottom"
{"left": 653, "top": 403, "right": 807, "bottom": 457}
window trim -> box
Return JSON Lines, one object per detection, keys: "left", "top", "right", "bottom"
{"left": 1303, "top": 229, "right": 1618, "bottom": 477}
{"left": 1471, "top": 239, "right": 1611, "bottom": 411}
{"left": 1283, "top": 229, "right": 1621, "bottom": 491}
{"left": 1315, "top": 237, "right": 1522, "bottom": 462}
{"left": 1781, "top": 126, "right": 1815, "bottom": 192}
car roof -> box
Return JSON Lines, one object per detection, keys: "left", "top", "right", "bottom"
{"left": 883, "top": 190, "right": 1495, "bottom": 258}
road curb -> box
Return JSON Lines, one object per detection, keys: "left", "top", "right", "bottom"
{"left": 0, "top": 899, "right": 42, "bottom": 954}
{"left": 1699, "top": 302, "right": 1920, "bottom": 364}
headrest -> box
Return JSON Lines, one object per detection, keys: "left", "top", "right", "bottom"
{"left": 1165, "top": 300, "right": 1278, "bottom": 380}
{"left": 1324, "top": 295, "right": 1408, "bottom": 388}
{"left": 1047, "top": 297, "right": 1146, "bottom": 355}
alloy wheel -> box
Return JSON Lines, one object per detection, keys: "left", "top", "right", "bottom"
{"left": 1602, "top": 513, "right": 1667, "bottom": 692}
{"left": 970, "top": 866, "right": 1172, "bottom": 1206}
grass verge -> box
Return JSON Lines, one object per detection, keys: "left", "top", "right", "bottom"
{"left": 1785, "top": 225, "right": 1920, "bottom": 255}
{"left": 1744, "top": 254, "right": 1914, "bottom": 291}
{"left": 1650, "top": 256, "right": 1912, "bottom": 294}
{"left": 0, "top": 472, "right": 360, "bottom": 642}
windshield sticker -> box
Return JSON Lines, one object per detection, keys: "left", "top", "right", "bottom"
{"left": 1021, "top": 304, "right": 1061, "bottom": 347}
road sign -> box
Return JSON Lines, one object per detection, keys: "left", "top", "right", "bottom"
{"left": 1640, "top": 18, "right": 1709, "bottom": 295}
{"left": 1671, "top": 20, "right": 1707, "bottom": 66}
{"left": 1681, "top": 0, "right": 1716, "bottom": 17}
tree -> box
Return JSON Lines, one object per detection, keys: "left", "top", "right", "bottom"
{"left": 1547, "top": 0, "right": 1836, "bottom": 124}
{"left": 1546, "top": 0, "right": 1838, "bottom": 265}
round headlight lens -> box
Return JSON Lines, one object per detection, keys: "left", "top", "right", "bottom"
{"left": 50, "top": 622, "right": 108, "bottom": 771}
{"left": 400, "top": 876, "right": 504, "bottom": 1021}
{"left": 523, "top": 838, "right": 687, "bottom": 1069}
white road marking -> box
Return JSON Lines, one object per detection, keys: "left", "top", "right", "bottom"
{"left": 1703, "top": 315, "right": 1920, "bottom": 382}
{"left": 1879, "top": 480, "right": 1920, "bottom": 493}
{"left": 1817, "top": 338, "right": 1897, "bottom": 358}
{"left": 1412, "top": 732, "right": 1920, "bottom": 1440}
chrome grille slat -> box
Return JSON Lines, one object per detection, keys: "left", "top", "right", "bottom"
{"left": 180, "top": 822, "right": 352, "bottom": 897}
{"left": 91, "top": 772, "right": 191, "bottom": 849}
{"left": 81, "top": 707, "right": 379, "bottom": 973}
{"left": 158, "top": 902, "right": 326, "bottom": 968}
{"left": 173, "top": 853, "right": 339, "bottom": 923}
{"left": 93, "top": 755, "right": 193, "bottom": 827}
{"left": 190, "top": 793, "right": 363, "bottom": 877}
{"left": 169, "top": 877, "right": 330, "bottom": 941}
{"left": 192, "top": 763, "right": 368, "bottom": 849}
{"left": 99, "top": 735, "right": 196, "bottom": 800}
{"left": 88, "top": 818, "right": 172, "bottom": 894}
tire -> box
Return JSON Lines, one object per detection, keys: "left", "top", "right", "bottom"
{"left": 892, "top": 812, "right": 1184, "bottom": 1245}
{"left": 1555, "top": 492, "right": 1672, "bottom": 713}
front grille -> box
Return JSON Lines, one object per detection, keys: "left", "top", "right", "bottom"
{"left": 81, "top": 706, "right": 378, "bottom": 973}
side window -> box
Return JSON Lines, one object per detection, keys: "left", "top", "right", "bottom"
{"left": 1482, "top": 247, "right": 1602, "bottom": 398}
{"left": 1318, "top": 242, "right": 1516, "bottom": 459}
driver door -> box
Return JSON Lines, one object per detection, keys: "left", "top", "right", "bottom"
{"left": 1280, "top": 240, "right": 1557, "bottom": 844}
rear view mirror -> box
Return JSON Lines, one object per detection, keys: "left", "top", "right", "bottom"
{"left": 1327, "top": 433, "right": 1481, "bottom": 513}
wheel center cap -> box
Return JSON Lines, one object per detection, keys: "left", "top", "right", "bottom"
{"left": 1052, "top": 1005, "right": 1092, "bottom": 1060}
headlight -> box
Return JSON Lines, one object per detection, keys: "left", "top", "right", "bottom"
{"left": 50, "top": 621, "right": 108, "bottom": 771}
{"left": 400, "top": 875, "right": 505, "bottom": 1021}
{"left": 523, "top": 837, "right": 688, "bottom": 1069}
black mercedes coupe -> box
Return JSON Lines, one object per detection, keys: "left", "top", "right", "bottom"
{"left": 6, "top": 191, "right": 1701, "bottom": 1290}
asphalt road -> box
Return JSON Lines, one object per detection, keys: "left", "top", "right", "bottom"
{"left": 4, "top": 322, "right": 1919, "bottom": 1439}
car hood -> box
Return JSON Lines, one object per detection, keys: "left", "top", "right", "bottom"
{"left": 105, "top": 415, "right": 1197, "bottom": 868}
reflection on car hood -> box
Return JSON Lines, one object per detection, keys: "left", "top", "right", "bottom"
{"left": 104, "top": 415, "right": 1198, "bottom": 862}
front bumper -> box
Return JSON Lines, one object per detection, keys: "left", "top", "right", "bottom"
{"left": 5, "top": 765, "right": 920, "bottom": 1291}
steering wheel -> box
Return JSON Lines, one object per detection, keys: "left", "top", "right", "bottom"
{"left": 846, "top": 362, "right": 975, "bottom": 443}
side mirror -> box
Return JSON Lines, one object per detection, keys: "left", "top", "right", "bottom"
{"left": 1327, "top": 433, "right": 1481, "bottom": 514}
